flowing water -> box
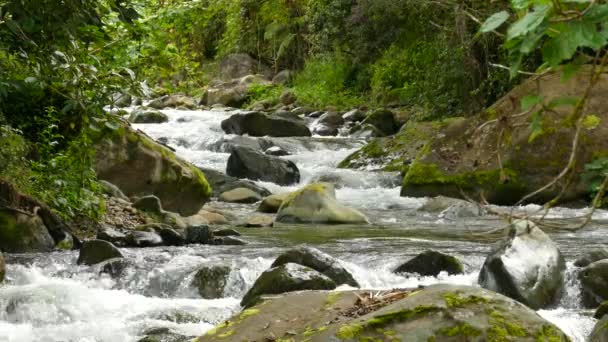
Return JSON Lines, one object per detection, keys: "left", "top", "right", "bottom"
{"left": 1, "top": 108, "right": 607, "bottom": 341}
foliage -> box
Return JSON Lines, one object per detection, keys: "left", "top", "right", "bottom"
{"left": 245, "top": 83, "right": 285, "bottom": 108}
{"left": 583, "top": 158, "right": 608, "bottom": 205}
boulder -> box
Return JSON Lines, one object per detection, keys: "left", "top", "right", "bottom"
{"left": 113, "top": 93, "right": 132, "bottom": 108}
{"left": 185, "top": 225, "right": 213, "bottom": 245}
{"left": 271, "top": 247, "right": 358, "bottom": 287}
{"left": 218, "top": 188, "right": 262, "bottom": 204}
{"left": 275, "top": 183, "right": 368, "bottom": 224}
{"left": 204, "top": 75, "right": 271, "bottom": 107}
{"left": 590, "top": 316, "right": 608, "bottom": 342}
{"left": 157, "top": 226, "right": 185, "bottom": 246}
{"left": 226, "top": 146, "right": 300, "bottom": 186}
{"left": 342, "top": 109, "right": 366, "bottom": 122}
{"left": 133, "top": 195, "right": 163, "bottom": 215}
{"left": 361, "top": 108, "right": 398, "bottom": 136}
{"left": 272, "top": 70, "right": 294, "bottom": 85}
{"left": 595, "top": 301, "right": 608, "bottom": 319}
{"left": 221, "top": 111, "right": 311, "bottom": 137}
{"left": 0, "top": 208, "right": 55, "bottom": 253}
{"left": 0, "top": 252, "right": 5, "bottom": 283}
{"left": 312, "top": 124, "right": 338, "bottom": 136}
{"left": 394, "top": 250, "right": 464, "bottom": 276}
{"left": 199, "top": 167, "right": 271, "bottom": 198}
{"left": 279, "top": 90, "right": 297, "bottom": 105}
{"left": 213, "top": 229, "right": 240, "bottom": 237}
{"left": 578, "top": 259, "right": 608, "bottom": 307}
{"left": 478, "top": 220, "right": 565, "bottom": 309}
{"left": 98, "top": 257, "right": 132, "bottom": 278}
{"left": 258, "top": 193, "right": 289, "bottom": 213}
{"left": 240, "top": 263, "right": 337, "bottom": 308}
{"left": 77, "top": 240, "right": 124, "bottom": 266}
{"left": 97, "top": 225, "right": 129, "bottom": 247}
{"left": 575, "top": 247, "right": 608, "bottom": 267}
{"left": 317, "top": 111, "right": 344, "bottom": 127}
{"left": 241, "top": 214, "right": 273, "bottom": 228}
{"left": 125, "top": 230, "right": 164, "bottom": 248}
{"left": 99, "top": 180, "right": 130, "bottom": 201}
{"left": 148, "top": 95, "right": 196, "bottom": 110}
{"left": 192, "top": 266, "right": 231, "bottom": 299}
{"left": 128, "top": 108, "right": 168, "bottom": 124}
{"left": 94, "top": 123, "right": 211, "bottom": 216}
{"left": 349, "top": 123, "right": 384, "bottom": 139}
{"left": 219, "top": 53, "right": 272, "bottom": 80}
{"left": 200, "top": 285, "right": 569, "bottom": 342}
{"left": 264, "top": 146, "right": 289, "bottom": 156}
{"left": 418, "top": 196, "right": 484, "bottom": 219}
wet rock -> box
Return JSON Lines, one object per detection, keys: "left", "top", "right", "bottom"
{"left": 221, "top": 111, "right": 311, "bottom": 137}
{"left": 137, "top": 327, "right": 192, "bottom": 342}
{"left": 349, "top": 123, "right": 384, "bottom": 139}
{"left": 418, "top": 196, "right": 481, "bottom": 217}
{"left": 97, "top": 225, "right": 129, "bottom": 246}
{"left": 184, "top": 209, "right": 228, "bottom": 226}
{"left": 200, "top": 167, "right": 271, "bottom": 198}
{"left": 264, "top": 146, "right": 289, "bottom": 156}
{"left": 272, "top": 70, "right": 294, "bottom": 85}
{"left": 342, "top": 109, "right": 366, "bottom": 122}
{"left": 575, "top": 247, "right": 608, "bottom": 267}
{"left": 218, "top": 188, "right": 262, "bottom": 204}
{"left": 241, "top": 263, "right": 337, "bottom": 308}
{"left": 185, "top": 225, "right": 213, "bottom": 245}
{"left": 0, "top": 252, "right": 5, "bottom": 283}
{"left": 394, "top": 250, "right": 464, "bottom": 276}
{"left": 258, "top": 193, "right": 289, "bottom": 213}
{"left": 113, "top": 93, "right": 132, "bottom": 108}
{"left": 275, "top": 183, "right": 368, "bottom": 224}
{"left": 308, "top": 111, "right": 323, "bottom": 118}
{"left": 133, "top": 195, "right": 163, "bottom": 215}
{"left": 361, "top": 108, "right": 398, "bottom": 136}
{"left": 204, "top": 75, "right": 270, "bottom": 107}
{"left": 128, "top": 108, "right": 168, "bottom": 124}
{"left": 312, "top": 124, "right": 338, "bottom": 136}
{"left": 594, "top": 301, "right": 608, "bottom": 319}
{"left": 126, "top": 230, "right": 164, "bottom": 248}
{"left": 148, "top": 95, "right": 196, "bottom": 110}
{"left": 213, "top": 229, "right": 241, "bottom": 237}
{"left": 219, "top": 53, "right": 272, "bottom": 80}
{"left": 227, "top": 146, "right": 300, "bottom": 186}
{"left": 77, "top": 240, "right": 124, "bottom": 265}
{"left": 192, "top": 266, "right": 231, "bottom": 299}
{"left": 579, "top": 259, "right": 608, "bottom": 307}
{"left": 157, "top": 226, "right": 185, "bottom": 246}
{"left": 214, "top": 236, "right": 247, "bottom": 246}
{"left": 279, "top": 90, "right": 296, "bottom": 105}
{"left": 0, "top": 208, "right": 55, "bottom": 253}
{"left": 590, "top": 316, "right": 608, "bottom": 342}
{"left": 94, "top": 124, "right": 211, "bottom": 216}
{"left": 272, "top": 247, "right": 358, "bottom": 287}
{"left": 99, "top": 180, "right": 130, "bottom": 201}
{"left": 478, "top": 220, "right": 565, "bottom": 310}
{"left": 99, "top": 257, "right": 132, "bottom": 278}
{"left": 317, "top": 111, "right": 344, "bottom": 127}
{"left": 241, "top": 214, "right": 273, "bottom": 228}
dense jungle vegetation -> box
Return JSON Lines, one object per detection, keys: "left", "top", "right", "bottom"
{"left": 1, "top": 0, "right": 607, "bottom": 221}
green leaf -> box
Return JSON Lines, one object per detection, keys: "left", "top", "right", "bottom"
{"left": 584, "top": 4, "right": 608, "bottom": 23}
{"left": 480, "top": 11, "right": 510, "bottom": 33}
{"left": 521, "top": 94, "right": 543, "bottom": 110}
{"left": 582, "top": 114, "right": 601, "bottom": 130}
{"left": 547, "top": 96, "right": 578, "bottom": 109}
{"left": 507, "top": 5, "right": 551, "bottom": 40}
{"left": 528, "top": 109, "right": 544, "bottom": 143}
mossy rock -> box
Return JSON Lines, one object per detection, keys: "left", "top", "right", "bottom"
{"left": 94, "top": 123, "right": 211, "bottom": 216}
{"left": 0, "top": 209, "right": 55, "bottom": 253}
{"left": 589, "top": 316, "right": 608, "bottom": 342}
{"left": 575, "top": 247, "right": 608, "bottom": 268}
{"left": 594, "top": 301, "right": 608, "bottom": 319}
{"left": 128, "top": 108, "right": 169, "bottom": 124}
{"left": 258, "top": 193, "right": 289, "bottom": 213}
{"left": 77, "top": 239, "right": 124, "bottom": 265}
{"left": 360, "top": 108, "right": 398, "bottom": 136}
{"left": 275, "top": 183, "right": 368, "bottom": 224}
{"left": 579, "top": 259, "right": 608, "bottom": 307}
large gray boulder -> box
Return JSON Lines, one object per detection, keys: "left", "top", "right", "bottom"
{"left": 361, "top": 108, "right": 398, "bottom": 136}
{"left": 128, "top": 108, "right": 168, "bottom": 124}
{"left": 219, "top": 53, "right": 272, "bottom": 80}
{"left": 394, "top": 250, "right": 464, "bottom": 276}
{"left": 199, "top": 285, "right": 569, "bottom": 342}
{"left": 275, "top": 183, "right": 368, "bottom": 224}
{"left": 271, "top": 247, "right": 358, "bottom": 287}
{"left": 226, "top": 146, "right": 300, "bottom": 186}
{"left": 77, "top": 240, "right": 124, "bottom": 266}
{"left": 240, "top": 263, "right": 336, "bottom": 308}
{"left": 221, "top": 112, "right": 311, "bottom": 137}
{"left": 579, "top": 259, "right": 608, "bottom": 307}
{"left": 0, "top": 208, "right": 55, "bottom": 253}
{"left": 575, "top": 247, "right": 608, "bottom": 267}
{"left": 94, "top": 123, "right": 211, "bottom": 216}
{"left": 478, "top": 220, "right": 565, "bottom": 309}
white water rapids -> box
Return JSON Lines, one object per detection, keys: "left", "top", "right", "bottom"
{"left": 1, "top": 108, "right": 605, "bottom": 341}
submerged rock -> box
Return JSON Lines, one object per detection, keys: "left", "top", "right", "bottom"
{"left": 221, "top": 111, "right": 311, "bottom": 137}
{"left": 418, "top": 196, "right": 484, "bottom": 218}
{"left": 394, "top": 250, "right": 464, "bottom": 276}
{"left": 77, "top": 240, "right": 124, "bottom": 266}
{"left": 590, "top": 316, "right": 608, "bottom": 342}
{"left": 575, "top": 247, "right": 608, "bottom": 267}
{"left": 258, "top": 193, "right": 289, "bottom": 213}
{"left": 226, "top": 146, "right": 300, "bottom": 186}
{"left": 200, "top": 284, "right": 569, "bottom": 342}
{"left": 126, "top": 230, "right": 164, "bottom": 248}
{"left": 98, "top": 257, "right": 132, "bottom": 278}
{"left": 241, "top": 214, "right": 273, "bottom": 228}
{"left": 478, "top": 220, "right": 565, "bottom": 309}
{"left": 271, "top": 247, "right": 359, "bottom": 287}
{"left": 185, "top": 225, "right": 213, "bottom": 245}
{"left": 579, "top": 259, "right": 608, "bottom": 307}
{"left": 240, "top": 263, "right": 337, "bottom": 308}
{"left": 192, "top": 266, "right": 231, "bottom": 299}
{"left": 275, "top": 183, "right": 368, "bottom": 224}
{"left": 218, "top": 187, "right": 262, "bottom": 204}
{"left": 128, "top": 108, "right": 168, "bottom": 124}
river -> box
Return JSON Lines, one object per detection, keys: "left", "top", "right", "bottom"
{"left": 0, "top": 108, "right": 605, "bottom": 341}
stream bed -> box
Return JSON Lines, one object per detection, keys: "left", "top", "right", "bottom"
{"left": 1, "top": 108, "right": 606, "bottom": 341}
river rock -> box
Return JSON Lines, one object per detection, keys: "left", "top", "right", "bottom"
{"left": 258, "top": 193, "right": 289, "bottom": 213}
{"left": 264, "top": 146, "right": 289, "bottom": 156}
{"left": 133, "top": 195, "right": 163, "bottom": 215}
{"left": 241, "top": 214, "right": 273, "bottom": 228}
{"left": 313, "top": 124, "right": 338, "bottom": 136}
{"left": 478, "top": 220, "right": 565, "bottom": 309}
{"left": 0, "top": 208, "right": 55, "bottom": 253}
{"left": 272, "top": 70, "right": 294, "bottom": 85}
{"left": 148, "top": 95, "right": 196, "bottom": 109}
{"left": 240, "top": 263, "right": 337, "bottom": 308}
{"left": 219, "top": 53, "right": 272, "bottom": 80}
{"left": 590, "top": 316, "right": 608, "bottom": 342}
{"left": 221, "top": 111, "right": 311, "bottom": 137}
{"left": 418, "top": 196, "right": 483, "bottom": 218}
{"left": 394, "top": 250, "right": 464, "bottom": 276}
{"left": 226, "top": 146, "right": 300, "bottom": 186}
{"left": 200, "top": 284, "right": 569, "bottom": 342}
{"left": 126, "top": 230, "right": 164, "bottom": 248}
{"left": 218, "top": 188, "right": 262, "bottom": 204}
{"left": 271, "top": 247, "right": 358, "bottom": 287}
{"left": 0, "top": 252, "right": 5, "bottom": 283}
{"left": 275, "top": 183, "right": 368, "bottom": 224}
{"left": 213, "top": 229, "right": 240, "bottom": 237}
{"left": 97, "top": 224, "right": 129, "bottom": 246}
{"left": 200, "top": 167, "right": 271, "bottom": 198}
{"left": 99, "top": 257, "right": 132, "bottom": 278}
{"left": 112, "top": 93, "right": 132, "bottom": 108}
{"left": 595, "top": 301, "right": 608, "bottom": 319}
{"left": 157, "top": 226, "right": 185, "bottom": 246}
{"left": 185, "top": 225, "right": 213, "bottom": 245}
{"left": 361, "top": 108, "right": 398, "bottom": 136}
{"left": 128, "top": 108, "right": 168, "bottom": 124}
{"left": 192, "top": 266, "right": 231, "bottom": 299}
{"left": 349, "top": 123, "right": 384, "bottom": 139}
{"left": 279, "top": 90, "right": 296, "bottom": 105}
{"left": 575, "top": 247, "right": 608, "bottom": 267}
{"left": 342, "top": 109, "right": 366, "bottom": 122}
{"left": 77, "top": 240, "right": 124, "bottom": 265}
{"left": 214, "top": 236, "right": 247, "bottom": 245}
{"left": 94, "top": 124, "right": 211, "bottom": 216}
{"left": 204, "top": 75, "right": 270, "bottom": 107}
{"left": 579, "top": 259, "right": 608, "bottom": 307}
{"left": 137, "top": 328, "right": 192, "bottom": 342}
